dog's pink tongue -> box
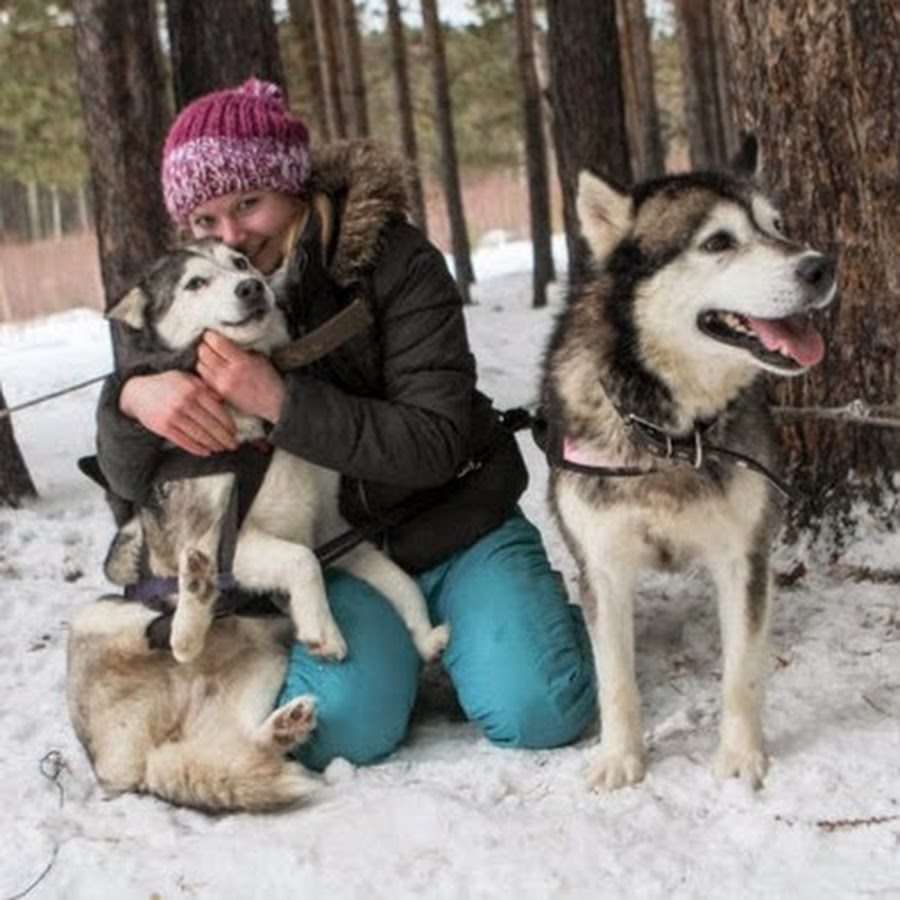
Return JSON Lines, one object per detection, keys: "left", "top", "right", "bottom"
{"left": 746, "top": 315, "right": 825, "bottom": 367}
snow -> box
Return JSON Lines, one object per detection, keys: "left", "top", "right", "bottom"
{"left": 1, "top": 239, "right": 898, "bottom": 899}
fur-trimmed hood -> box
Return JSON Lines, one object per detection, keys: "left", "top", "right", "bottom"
{"left": 307, "top": 140, "right": 411, "bottom": 287}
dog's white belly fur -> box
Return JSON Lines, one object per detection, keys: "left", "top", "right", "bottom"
{"left": 67, "top": 597, "right": 318, "bottom": 811}
{"left": 557, "top": 469, "right": 772, "bottom": 791}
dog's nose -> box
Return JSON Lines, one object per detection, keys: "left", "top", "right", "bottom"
{"left": 796, "top": 253, "right": 835, "bottom": 291}
{"left": 236, "top": 277, "right": 268, "bottom": 315}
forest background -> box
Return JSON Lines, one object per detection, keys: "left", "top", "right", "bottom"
{"left": 0, "top": 0, "right": 687, "bottom": 322}
{"left": 0, "top": 0, "right": 897, "bottom": 542}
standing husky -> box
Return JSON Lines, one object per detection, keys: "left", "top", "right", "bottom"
{"left": 542, "top": 147, "right": 836, "bottom": 791}
{"left": 68, "top": 239, "right": 447, "bottom": 810}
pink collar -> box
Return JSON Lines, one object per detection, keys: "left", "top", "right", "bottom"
{"left": 562, "top": 436, "right": 633, "bottom": 469}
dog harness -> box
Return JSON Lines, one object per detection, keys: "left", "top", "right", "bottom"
{"left": 519, "top": 408, "right": 794, "bottom": 499}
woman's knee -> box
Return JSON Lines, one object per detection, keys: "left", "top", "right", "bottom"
{"left": 277, "top": 570, "right": 421, "bottom": 771}
{"left": 431, "top": 515, "right": 597, "bottom": 749}
{"left": 467, "top": 633, "right": 596, "bottom": 749}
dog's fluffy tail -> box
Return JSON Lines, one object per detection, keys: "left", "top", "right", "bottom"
{"left": 144, "top": 743, "right": 318, "bottom": 813}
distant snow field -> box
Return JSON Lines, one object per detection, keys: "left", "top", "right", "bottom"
{"left": 0, "top": 241, "right": 898, "bottom": 899}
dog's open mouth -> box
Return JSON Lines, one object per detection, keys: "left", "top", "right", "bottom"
{"left": 698, "top": 310, "right": 825, "bottom": 371}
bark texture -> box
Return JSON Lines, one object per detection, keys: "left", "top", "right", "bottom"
{"left": 726, "top": 0, "right": 900, "bottom": 529}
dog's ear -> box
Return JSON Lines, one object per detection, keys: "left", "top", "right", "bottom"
{"left": 576, "top": 171, "right": 632, "bottom": 260}
{"left": 106, "top": 286, "right": 148, "bottom": 330}
{"left": 730, "top": 133, "right": 760, "bottom": 180}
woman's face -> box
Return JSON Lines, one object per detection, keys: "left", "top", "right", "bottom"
{"left": 188, "top": 190, "right": 302, "bottom": 275}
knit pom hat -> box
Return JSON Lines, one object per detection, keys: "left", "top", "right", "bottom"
{"left": 161, "top": 78, "right": 311, "bottom": 225}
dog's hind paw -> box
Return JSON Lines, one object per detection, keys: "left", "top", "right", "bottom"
{"left": 266, "top": 695, "right": 317, "bottom": 749}
{"left": 587, "top": 747, "right": 645, "bottom": 792}
{"left": 715, "top": 743, "right": 769, "bottom": 789}
{"left": 415, "top": 623, "right": 450, "bottom": 663}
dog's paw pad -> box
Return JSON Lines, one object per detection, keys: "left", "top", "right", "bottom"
{"left": 715, "top": 745, "right": 769, "bottom": 789}
{"left": 416, "top": 624, "right": 450, "bottom": 662}
{"left": 184, "top": 549, "right": 211, "bottom": 577}
{"left": 587, "top": 748, "right": 645, "bottom": 792}
{"left": 272, "top": 696, "right": 317, "bottom": 745}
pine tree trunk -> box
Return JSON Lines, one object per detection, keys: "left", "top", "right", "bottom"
{"left": 166, "top": 0, "right": 286, "bottom": 108}
{"left": 546, "top": 0, "right": 631, "bottom": 280}
{"left": 674, "top": 0, "right": 736, "bottom": 169}
{"left": 725, "top": 0, "right": 900, "bottom": 530}
{"left": 72, "top": 0, "right": 171, "bottom": 337}
{"left": 311, "top": 0, "right": 347, "bottom": 139}
{"left": 0, "top": 385, "right": 37, "bottom": 506}
{"left": 616, "top": 0, "right": 666, "bottom": 179}
{"left": 514, "top": 0, "right": 555, "bottom": 308}
{"left": 385, "top": 0, "right": 428, "bottom": 234}
{"left": 420, "top": 0, "right": 475, "bottom": 300}
{"left": 287, "top": 0, "right": 329, "bottom": 140}
{"left": 336, "top": 0, "right": 369, "bottom": 138}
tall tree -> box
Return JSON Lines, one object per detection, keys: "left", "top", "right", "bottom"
{"left": 546, "top": 0, "right": 631, "bottom": 279}
{"left": 673, "top": 0, "right": 736, "bottom": 169}
{"left": 311, "top": 0, "right": 347, "bottom": 139}
{"left": 725, "top": 0, "right": 899, "bottom": 529}
{"left": 420, "top": 0, "right": 475, "bottom": 301}
{"left": 0, "top": 387, "right": 37, "bottom": 507}
{"left": 616, "top": 0, "right": 666, "bottom": 179}
{"left": 514, "top": 0, "right": 554, "bottom": 308}
{"left": 72, "top": 0, "right": 170, "bottom": 329}
{"left": 336, "top": 0, "right": 370, "bottom": 138}
{"left": 166, "top": 0, "right": 286, "bottom": 107}
{"left": 385, "top": 0, "right": 428, "bottom": 233}
{"left": 286, "top": 0, "right": 329, "bottom": 138}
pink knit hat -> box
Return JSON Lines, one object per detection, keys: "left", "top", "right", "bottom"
{"left": 161, "top": 78, "right": 311, "bottom": 225}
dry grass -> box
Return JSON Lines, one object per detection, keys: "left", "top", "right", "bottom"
{"left": 0, "top": 232, "right": 104, "bottom": 323}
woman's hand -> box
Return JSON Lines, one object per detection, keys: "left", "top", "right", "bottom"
{"left": 119, "top": 370, "right": 238, "bottom": 456}
{"left": 197, "top": 331, "right": 286, "bottom": 424}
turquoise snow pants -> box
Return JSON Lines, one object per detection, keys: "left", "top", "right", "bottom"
{"left": 277, "top": 511, "right": 597, "bottom": 771}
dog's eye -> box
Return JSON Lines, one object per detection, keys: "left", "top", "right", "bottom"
{"left": 772, "top": 217, "right": 785, "bottom": 235}
{"left": 232, "top": 256, "right": 250, "bottom": 271}
{"left": 700, "top": 231, "right": 737, "bottom": 253}
{"left": 184, "top": 276, "right": 209, "bottom": 291}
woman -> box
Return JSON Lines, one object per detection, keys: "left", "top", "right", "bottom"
{"left": 96, "top": 78, "right": 595, "bottom": 770}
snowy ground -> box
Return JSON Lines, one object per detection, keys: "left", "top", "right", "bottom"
{"left": 0, "top": 241, "right": 898, "bottom": 899}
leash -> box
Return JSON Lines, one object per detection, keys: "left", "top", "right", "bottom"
{"left": 0, "top": 298, "right": 373, "bottom": 422}
{"left": 0, "top": 374, "right": 108, "bottom": 421}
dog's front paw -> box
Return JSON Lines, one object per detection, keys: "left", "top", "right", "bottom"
{"left": 415, "top": 623, "right": 450, "bottom": 663}
{"left": 587, "top": 745, "right": 645, "bottom": 792}
{"left": 297, "top": 619, "right": 348, "bottom": 662}
{"left": 715, "top": 742, "right": 769, "bottom": 789}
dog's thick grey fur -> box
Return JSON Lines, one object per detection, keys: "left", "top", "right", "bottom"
{"left": 542, "top": 148, "right": 836, "bottom": 791}
{"left": 67, "top": 239, "right": 447, "bottom": 811}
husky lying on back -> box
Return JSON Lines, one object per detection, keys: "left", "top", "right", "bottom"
{"left": 68, "top": 239, "right": 447, "bottom": 810}
{"left": 542, "top": 143, "right": 836, "bottom": 791}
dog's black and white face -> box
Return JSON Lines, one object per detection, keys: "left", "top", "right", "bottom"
{"left": 108, "top": 239, "right": 287, "bottom": 353}
{"left": 578, "top": 168, "right": 837, "bottom": 379}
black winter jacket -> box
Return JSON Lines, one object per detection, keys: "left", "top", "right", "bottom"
{"left": 95, "top": 140, "right": 527, "bottom": 572}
